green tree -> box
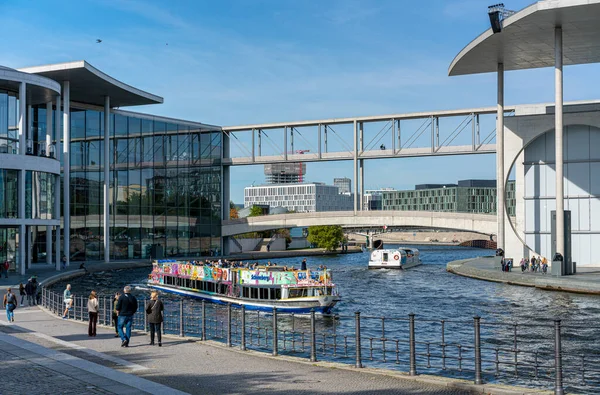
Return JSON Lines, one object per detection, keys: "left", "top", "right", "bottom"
{"left": 307, "top": 225, "right": 344, "bottom": 251}
{"left": 249, "top": 205, "right": 264, "bottom": 217}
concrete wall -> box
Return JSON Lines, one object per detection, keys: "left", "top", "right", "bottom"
{"left": 504, "top": 102, "right": 600, "bottom": 266}
{"left": 228, "top": 238, "right": 262, "bottom": 253}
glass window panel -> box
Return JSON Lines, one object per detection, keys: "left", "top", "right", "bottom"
{"left": 114, "top": 114, "right": 128, "bottom": 136}
{"left": 71, "top": 109, "right": 86, "bottom": 139}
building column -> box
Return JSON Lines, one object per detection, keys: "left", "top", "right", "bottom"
{"left": 18, "top": 82, "right": 26, "bottom": 155}
{"left": 27, "top": 105, "right": 32, "bottom": 154}
{"left": 359, "top": 122, "right": 364, "bottom": 211}
{"left": 63, "top": 81, "right": 70, "bottom": 267}
{"left": 55, "top": 177, "right": 61, "bottom": 271}
{"left": 46, "top": 226, "right": 52, "bottom": 265}
{"left": 555, "top": 27, "right": 565, "bottom": 258}
{"left": 496, "top": 63, "right": 505, "bottom": 251}
{"left": 55, "top": 95, "right": 61, "bottom": 270}
{"left": 55, "top": 95, "right": 62, "bottom": 270}
{"left": 27, "top": 226, "right": 32, "bottom": 269}
{"left": 46, "top": 101, "right": 52, "bottom": 156}
{"left": 103, "top": 96, "right": 110, "bottom": 263}
{"left": 353, "top": 120, "right": 358, "bottom": 214}
{"left": 221, "top": 131, "right": 231, "bottom": 256}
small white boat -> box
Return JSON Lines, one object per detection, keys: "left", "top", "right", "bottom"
{"left": 368, "top": 248, "right": 421, "bottom": 269}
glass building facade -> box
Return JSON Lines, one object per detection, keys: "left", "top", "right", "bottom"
{"left": 61, "top": 107, "right": 222, "bottom": 261}
{"left": 381, "top": 180, "right": 516, "bottom": 215}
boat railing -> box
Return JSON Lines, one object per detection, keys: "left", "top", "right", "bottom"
{"left": 39, "top": 286, "right": 597, "bottom": 394}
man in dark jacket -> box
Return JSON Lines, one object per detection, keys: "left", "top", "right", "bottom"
{"left": 25, "top": 279, "right": 36, "bottom": 306}
{"left": 116, "top": 285, "right": 138, "bottom": 347}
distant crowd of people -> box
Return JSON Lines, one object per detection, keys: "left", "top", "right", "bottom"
{"left": 182, "top": 258, "right": 317, "bottom": 271}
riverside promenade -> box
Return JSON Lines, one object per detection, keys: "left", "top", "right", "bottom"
{"left": 0, "top": 262, "right": 550, "bottom": 394}
{"left": 448, "top": 257, "right": 600, "bottom": 294}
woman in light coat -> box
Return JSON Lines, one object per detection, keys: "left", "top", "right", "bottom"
{"left": 87, "top": 290, "right": 99, "bottom": 337}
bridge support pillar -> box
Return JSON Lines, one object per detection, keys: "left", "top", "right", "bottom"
{"left": 496, "top": 63, "right": 505, "bottom": 251}
{"left": 353, "top": 120, "right": 358, "bottom": 213}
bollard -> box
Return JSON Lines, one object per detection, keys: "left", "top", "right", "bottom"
{"left": 554, "top": 320, "right": 564, "bottom": 395}
{"left": 241, "top": 305, "right": 246, "bottom": 351}
{"left": 179, "top": 299, "right": 184, "bottom": 337}
{"left": 227, "top": 303, "right": 232, "bottom": 347}
{"left": 144, "top": 299, "right": 148, "bottom": 333}
{"left": 201, "top": 300, "right": 206, "bottom": 341}
{"left": 272, "top": 307, "right": 278, "bottom": 356}
{"left": 409, "top": 313, "right": 417, "bottom": 376}
{"left": 355, "top": 311, "right": 362, "bottom": 368}
{"left": 474, "top": 316, "right": 483, "bottom": 385}
{"left": 310, "top": 309, "right": 317, "bottom": 362}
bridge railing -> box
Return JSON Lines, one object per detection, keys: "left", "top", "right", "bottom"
{"left": 41, "top": 288, "right": 599, "bottom": 394}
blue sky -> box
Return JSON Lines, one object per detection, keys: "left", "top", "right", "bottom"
{"left": 2, "top": 0, "right": 600, "bottom": 203}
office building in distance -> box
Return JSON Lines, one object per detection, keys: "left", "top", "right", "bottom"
{"left": 333, "top": 177, "right": 351, "bottom": 194}
{"left": 380, "top": 180, "right": 515, "bottom": 215}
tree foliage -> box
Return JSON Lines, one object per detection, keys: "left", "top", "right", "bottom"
{"left": 307, "top": 225, "right": 344, "bottom": 251}
{"left": 249, "top": 205, "right": 264, "bottom": 217}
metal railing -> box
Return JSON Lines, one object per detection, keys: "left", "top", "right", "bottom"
{"left": 40, "top": 287, "right": 600, "bottom": 394}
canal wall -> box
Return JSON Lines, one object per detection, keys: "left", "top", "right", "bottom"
{"left": 447, "top": 257, "right": 600, "bottom": 295}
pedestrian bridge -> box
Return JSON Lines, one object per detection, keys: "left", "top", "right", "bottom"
{"left": 222, "top": 211, "right": 497, "bottom": 237}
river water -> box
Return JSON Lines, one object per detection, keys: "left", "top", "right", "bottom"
{"left": 49, "top": 245, "right": 600, "bottom": 392}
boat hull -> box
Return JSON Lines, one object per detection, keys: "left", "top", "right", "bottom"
{"left": 148, "top": 283, "right": 340, "bottom": 314}
{"left": 368, "top": 261, "right": 422, "bottom": 269}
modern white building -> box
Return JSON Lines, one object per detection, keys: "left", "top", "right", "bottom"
{"left": 244, "top": 183, "right": 353, "bottom": 213}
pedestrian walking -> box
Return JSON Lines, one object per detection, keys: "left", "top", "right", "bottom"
{"left": 112, "top": 292, "right": 120, "bottom": 337}
{"left": 61, "top": 254, "right": 67, "bottom": 270}
{"left": 87, "top": 290, "right": 98, "bottom": 337}
{"left": 3, "top": 288, "right": 17, "bottom": 322}
{"left": 301, "top": 258, "right": 307, "bottom": 271}
{"left": 18, "top": 283, "right": 26, "bottom": 306}
{"left": 2, "top": 260, "right": 9, "bottom": 278}
{"left": 25, "top": 278, "right": 35, "bottom": 306}
{"left": 62, "top": 284, "right": 73, "bottom": 319}
{"left": 146, "top": 291, "right": 164, "bottom": 346}
{"left": 116, "top": 285, "right": 138, "bottom": 347}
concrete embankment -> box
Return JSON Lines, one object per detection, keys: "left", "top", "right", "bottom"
{"left": 447, "top": 257, "right": 600, "bottom": 295}
{"left": 227, "top": 246, "right": 362, "bottom": 261}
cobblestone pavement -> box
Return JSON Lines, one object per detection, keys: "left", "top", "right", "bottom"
{"left": 1, "top": 341, "right": 115, "bottom": 395}
{"left": 0, "top": 305, "right": 549, "bottom": 395}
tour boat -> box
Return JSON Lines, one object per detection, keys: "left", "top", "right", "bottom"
{"left": 148, "top": 260, "right": 341, "bottom": 314}
{"left": 368, "top": 248, "right": 421, "bottom": 269}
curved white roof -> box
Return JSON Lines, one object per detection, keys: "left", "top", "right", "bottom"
{"left": 0, "top": 64, "right": 61, "bottom": 104}
{"left": 449, "top": 0, "right": 600, "bottom": 76}
{"left": 18, "top": 60, "right": 163, "bottom": 107}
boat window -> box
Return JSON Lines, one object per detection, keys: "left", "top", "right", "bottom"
{"left": 274, "top": 288, "right": 281, "bottom": 300}
{"left": 382, "top": 253, "right": 388, "bottom": 262}
{"left": 251, "top": 288, "right": 258, "bottom": 299}
{"left": 243, "top": 287, "right": 249, "bottom": 298}
{"left": 288, "top": 288, "right": 307, "bottom": 298}
{"left": 260, "top": 288, "right": 268, "bottom": 299}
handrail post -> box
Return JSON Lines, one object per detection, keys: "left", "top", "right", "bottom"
{"left": 474, "top": 316, "right": 483, "bottom": 385}
{"left": 241, "top": 305, "right": 246, "bottom": 351}
{"left": 272, "top": 307, "right": 278, "bottom": 356}
{"left": 554, "top": 320, "right": 564, "bottom": 395}
{"left": 143, "top": 299, "right": 148, "bottom": 333}
{"left": 179, "top": 299, "right": 184, "bottom": 337}
{"left": 355, "top": 311, "right": 362, "bottom": 368}
{"left": 310, "top": 309, "right": 317, "bottom": 362}
{"left": 227, "top": 303, "right": 232, "bottom": 347}
{"left": 201, "top": 300, "right": 206, "bottom": 341}
{"left": 409, "top": 313, "right": 417, "bottom": 376}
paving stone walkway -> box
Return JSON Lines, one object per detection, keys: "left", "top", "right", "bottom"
{"left": 447, "top": 257, "right": 600, "bottom": 294}
{"left": 0, "top": 305, "right": 541, "bottom": 395}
